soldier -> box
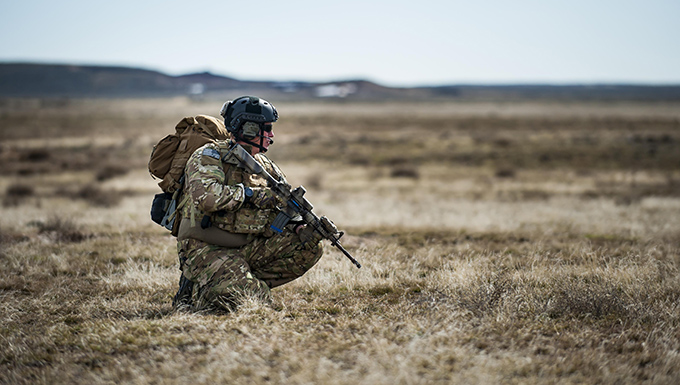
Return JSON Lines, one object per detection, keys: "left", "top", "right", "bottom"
{"left": 172, "top": 96, "right": 333, "bottom": 312}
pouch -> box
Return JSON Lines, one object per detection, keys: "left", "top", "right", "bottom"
{"left": 151, "top": 192, "right": 173, "bottom": 225}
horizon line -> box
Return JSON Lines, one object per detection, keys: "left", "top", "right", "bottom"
{"left": 2, "top": 60, "right": 680, "bottom": 89}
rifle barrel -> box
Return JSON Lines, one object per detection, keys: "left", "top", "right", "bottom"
{"left": 333, "top": 240, "right": 362, "bottom": 269}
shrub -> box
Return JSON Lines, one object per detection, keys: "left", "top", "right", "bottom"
{"left": 76, "top": 184, "right": 122, "bottom": 207}
{"left": 31, "top": 215, "right": 88, "bottom": 243}
{"left": 21, "top": 148, "right": 51, "bottom": 162}
{"left": 495, "top": 168, "right": 516, "bottom": 178}
{"left": 95, "top": 164, "right": 130, "bottom": 182}
{"left": 305, "top": 173, "right": 323, "bottom": 190}
{"left": 3, "top": 183, "right": 35, "bottom": 207}
{"left": 6, "top": 183, "right": 34, "bottom": 197}
{"left": 390, "top": 165, "right": 420, "bottom": 179}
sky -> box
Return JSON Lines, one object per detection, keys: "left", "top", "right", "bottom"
{"left": 1, "top": 0, "right": 679, "bottom": 87}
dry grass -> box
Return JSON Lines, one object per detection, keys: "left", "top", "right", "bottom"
{"left": 0, "top": 97, "right": 679, "bottom": 384}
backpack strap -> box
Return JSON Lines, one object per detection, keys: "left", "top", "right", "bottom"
{"left": 159, "top": 173, "right": 181, "bottom": 193}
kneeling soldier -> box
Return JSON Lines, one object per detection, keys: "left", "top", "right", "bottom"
{"left": 172, "top": 96, "right": 331, "bottom": 312}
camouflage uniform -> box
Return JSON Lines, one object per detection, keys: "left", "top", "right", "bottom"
{"left": 175, "top": 140, "right": 323, "bottom": 311}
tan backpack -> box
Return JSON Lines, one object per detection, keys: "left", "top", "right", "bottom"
{"left": 149, "top": 115, "right": 229, "bottom": 236}
{"left": 149, "top": 115, "right": 230, "bottom": 193}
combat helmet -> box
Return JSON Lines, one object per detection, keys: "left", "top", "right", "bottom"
{"left": 220, "top": 96, "right": 278, "bottom": 152}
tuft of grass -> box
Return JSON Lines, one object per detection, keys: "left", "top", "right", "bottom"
{"left": 29, "top": 215, "right": 89, "bottom": 243}
{"left": 546, "top": 280, "right": 629, "bottom": 321}
{"left": 456, "top": 273, "right": 515, "bottom": 317}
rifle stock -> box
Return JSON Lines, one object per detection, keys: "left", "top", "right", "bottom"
{"left": 223, "top": 142, "right": 362, "bottom": 269}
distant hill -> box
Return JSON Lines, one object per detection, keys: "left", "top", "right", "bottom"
{"left": 1, "top": 62, "right": 679, "bottom": 101}
{"left": 0, "top": 63, "right": 247, "bottom": 97}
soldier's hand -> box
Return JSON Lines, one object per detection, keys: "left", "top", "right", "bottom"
{"left": 298, "top": 216, "right": 339, "bottom": 246}
{"left": 298, "top": 224, "right": 322, "bottom": 248}
{"left": 249, "top": 187, "right": 284, "bottom": 209}
{"left": 319, "top": 216, "right": 339, "bottom": 237}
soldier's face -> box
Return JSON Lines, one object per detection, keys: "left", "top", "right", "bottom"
{"left": 261, "top": 128, "right": 274, "bottom": 151}
{"left": 249, "top": 126, "right": 274, "bottom": 155}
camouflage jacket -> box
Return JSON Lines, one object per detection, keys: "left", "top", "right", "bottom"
{"left": 179, "top": 140, "right": 287, "bottom": 236}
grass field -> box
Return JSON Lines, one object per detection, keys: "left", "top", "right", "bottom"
{"left": 1, "top": 97, "right": 679, "bottom": 384}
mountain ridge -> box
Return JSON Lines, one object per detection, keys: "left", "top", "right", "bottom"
{"left": 1, "top": 62, "right": 679, "bottom": 100}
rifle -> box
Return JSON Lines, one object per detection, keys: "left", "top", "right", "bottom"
{"left": 223, "top": 142, "right": 362, "bottom": 269}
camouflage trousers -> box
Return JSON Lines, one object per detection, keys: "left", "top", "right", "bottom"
{"left": 176, "top": 227, "right": 323, "bottom": 311}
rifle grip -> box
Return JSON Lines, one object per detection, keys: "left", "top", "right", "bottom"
{"left": 271, "top": 211, "right": 292, "bottom": 233}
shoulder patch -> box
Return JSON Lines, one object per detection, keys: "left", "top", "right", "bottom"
{"left": 201, "top": 147, "right": 221, "bottom": 160}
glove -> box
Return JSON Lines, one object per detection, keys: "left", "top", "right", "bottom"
{"left": 248, "top": 187, "right": 284, "bottom": 209}
{"left": 298, "top": 216, "right": 339, "bottom": 247}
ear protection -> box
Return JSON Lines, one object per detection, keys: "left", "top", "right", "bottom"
{"left": 241, "top": 122, "right": 261, "bottom": 140}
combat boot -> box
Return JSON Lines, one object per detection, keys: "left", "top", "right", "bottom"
{"left": 172, "top": 273, "right": 194, "bottom": 311}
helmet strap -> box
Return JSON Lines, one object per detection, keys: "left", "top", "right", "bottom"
{"left": 236, "top": 129, "right": 268, "bottom": 153}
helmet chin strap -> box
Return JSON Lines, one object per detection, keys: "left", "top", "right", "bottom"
{"left": 238, "top": 129, "right": 270, "bottom": 153}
